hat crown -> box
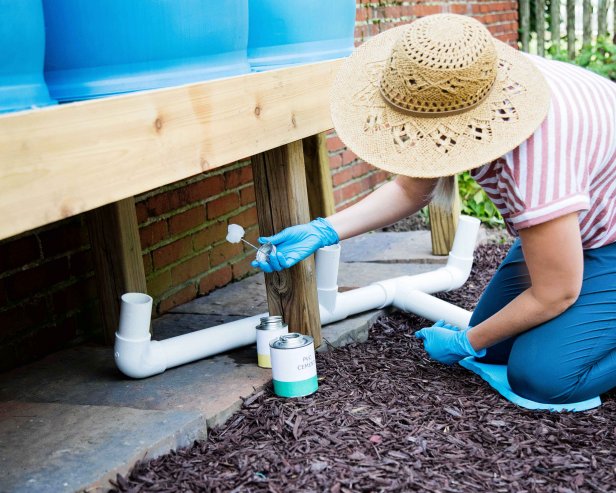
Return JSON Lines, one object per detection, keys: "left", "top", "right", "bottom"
{"left": 379, "top": 14, "right": 498, "bottom": 115}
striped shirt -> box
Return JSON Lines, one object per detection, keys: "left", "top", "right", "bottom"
{"left": 471, "top": 54, "right": 616, "bottom": 249}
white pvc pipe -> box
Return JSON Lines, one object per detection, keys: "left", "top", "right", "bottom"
{"left": 401, "top": 290, "right": 472, "bottom": 328}
{"left": 115, "top": 215, "right": 480, "bottom": 378}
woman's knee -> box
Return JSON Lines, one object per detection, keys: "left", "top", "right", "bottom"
{"left": 507, "top": 354, "right": 573, "bottom": 404}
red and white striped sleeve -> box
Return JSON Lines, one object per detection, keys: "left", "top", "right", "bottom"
{"left": 497, "top": 60, "right": 592, "bottom": 231}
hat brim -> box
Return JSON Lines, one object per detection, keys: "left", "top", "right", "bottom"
{"left": 330, "top": 25, "right": 551, "bottom": 178}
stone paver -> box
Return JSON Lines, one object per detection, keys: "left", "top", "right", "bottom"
{"left": 0, "top": 401, "right": 205, "bottom": 493}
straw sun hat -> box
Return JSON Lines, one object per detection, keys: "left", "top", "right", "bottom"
{"left": 330, "top": 14, "right": 551, "bottom": 178}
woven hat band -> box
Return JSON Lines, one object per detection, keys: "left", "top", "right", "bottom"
{"left": 378, "top": 78, "right": 496, "bottom": 118}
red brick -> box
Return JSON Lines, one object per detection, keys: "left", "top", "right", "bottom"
{"left": 224, "top": 165, "right": 253, "bottom": 189}
{"left": 209, "top": 242, "right": 243, "bottom": 268}
{"left": 232, "top": 255, "right": 256, "bottom": 279}
{"left": 355, "top": 5, "right": 370, "bottom": 22}
{"left": 135, "top": 201, "right": 149, "bottom": 223}
{"left": 0, "top": 297, "right": 49, "bottom": 340}
{"left": 326, "top": 135, "right": 345, "bottom": 152}
{"left": 0, "top": 279, "right": 7, "bottom": 305}
{"left": 199, "top": 266, "right": 233, "bottom": 295}
{"left": 144, "top": 188, "right": 189, "bottom": 217}
{"left": 450, "top": 3, "right": 470, "bottom": 15}
{"left": 159, "top": 285, "right": 196, "bottom": 313}
{"left": 413, "top": 5, "right": 442, "bottom": 17}
{"left": 0, "top": 234, "right": 40, "bottom": 271}
{"left": 168, "top": 206, "right": 206, "bottom": 235}
{"left": 5, "top": 258, "right": 69, "bottom": 301}
{"left": 52, "top": 278, "right": 97, "bottom": 315}
{"left": 186, "top": 175, "right": 225, "bottom": 203}
{"left": 240, "top": 186, "right": 256, "bottom": 206}
{"left": 229, "top": 207, "right": 258, "bottom": 229}
{"left": 69, "top": 250, "right": 94, "bottom": 276}
{"left": 206, "top": 193, "right": 240, "bottom": 220}
{"left": 341, "top": 150, "right": 358, "bottom": 166}
{"left": 193, "top": 223, "right": 226, "bottom": 252}
{"left": 152, "top": 237, "right": 193, "bottom": 270}
{"left": 143, "top": 253, "right": 153, "bottom": 275}
{"left": 333, "top": 168, "right": 355, "bottom": 187}
{"left": 171, "top": 252, "right": 210, "bottom": 284}
{"left": 39, "top": 220, "right": 88, "bottom": 258}
{"left": 338, "top": 181, "right": 364, "bottom": 203}
{"left": 147, "top": 269, "right": 172, "bottom": 298}
{"left": 139, "top": 220, "right": 168, "bottom": 249}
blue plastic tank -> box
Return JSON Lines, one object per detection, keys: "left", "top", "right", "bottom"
{"left": 43, "top": 0, "right": 250, "bottom": 102}
{"left": 0, "top": 0, "right": 55, "bottom": 114}
{"left": 248, "top": 0, "right": 356, "bottom": 71}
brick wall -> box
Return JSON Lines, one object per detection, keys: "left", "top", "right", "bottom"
{"left": 0, "top": 1, "right": 518, "bottom": 371}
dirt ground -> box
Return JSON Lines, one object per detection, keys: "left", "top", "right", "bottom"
{"left": 111, "top": 243, "right": 616, "bottom": 493}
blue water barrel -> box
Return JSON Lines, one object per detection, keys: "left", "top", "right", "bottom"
{"left": 248, "top": 0, "right": 356, "bottom": 71}
{"left": 43, "top": 0, "right": 250, "bottom": 102}
{"left": 0, "top": 0, "right": 55, "bottom": 114}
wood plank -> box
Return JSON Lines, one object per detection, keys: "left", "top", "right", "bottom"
{"left": 428, "top": 177, "right": 461, "bottom": 256}
{"left": 0, "top": 59, "right": 342, "bottom": 241}
{"left": 567, "top": 0, "right": 576, "bottom": 59}
{"left": 519, "top": 0, "right": 530, "bottom": 52}
{"left": 302, "top": 133, "right": 336, "bottom": 219}
{"left": 535, "top": 0, "right": 546, "bottom": 56}
{"left": 85, "top": 197, "right": 147, "bottom": 344}
{"left": 583, "top": 0, "right": 593, "bottom": 48}
{"left": 252, "top": 140, "right": 322, "bottom": 347}
{"left": 551, "top": 0, "right": 561, "bottom": 54}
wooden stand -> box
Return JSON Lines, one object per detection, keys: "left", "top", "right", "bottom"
{"left": 302, "top": 133, "right": 336, "bottom": 218}
{"left": 85, "top": 197, "right": 147, "bottom": 344}
{"left": 252, "top": 141, "right": 322, "bottom": 347}
{"left": 428, "top": 177, "right": 461, "bottom": 256}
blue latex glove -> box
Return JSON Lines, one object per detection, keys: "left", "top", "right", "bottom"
{"left": 251, "top": 217, "right": 339, "bottom": 273}
{"left": 415, "top": 320, "right": 486, "bottom": 365}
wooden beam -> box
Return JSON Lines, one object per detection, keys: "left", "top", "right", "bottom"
{"left": 85, "top": 197, "right": 147, "bottom": 344}
{"left": 302, "top": 133, "right": 336, "bottom": 219}
{"left": 583, "top": 0, "right": 593, "bottom": 48}
{"left": 428, "top": 176, "right": 461, "bottom": 256}
{"left": 252, "top": 140, "right": 322, "bottom": 347}
{"left": 0, "top": 59, "right": 342, "bottom": 241}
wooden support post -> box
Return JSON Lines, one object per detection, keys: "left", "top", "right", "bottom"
{"left": 519, "top": 0, "right": 530, "bottom": 52}
{"left": 428, "top": 176, "right": 461, "bottom": 256}
{"left": 567, "top": 0, "right": 576, "bottom": 59}
{"left": 597, "top": 0, "right": 608, "bottom": 38}
{"left": 252, "top": 140, "right": 322, "bottom": 347}
{"left": 583, "top": 0, "right": 593, "bottom": 48}
{"left": 551, "top": 0, "right": 561, "bottom": 54}
{"left": 302, "top": 132, "right": 336, "bottom": 219}
{"left": 536, "top": 0, "right": 546, "bottom": 56}
{"left": 86, "top": 197, "right": 147, "bottom": 344}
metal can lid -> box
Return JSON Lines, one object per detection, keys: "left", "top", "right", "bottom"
{"left": 256, "top": 315, "right": 287, "bottom": 331}
{"left": 256, "top": 243, "right": 276, "bottom": 263}
{"left": 270, "top": 332, "right": 313, "bottom": 349}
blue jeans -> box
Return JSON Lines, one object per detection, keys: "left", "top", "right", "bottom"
{"left": 470, "top": 239, "right": 616, "bottom": 404}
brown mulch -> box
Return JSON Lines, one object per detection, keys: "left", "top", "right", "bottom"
{"left": 111, "top": 243, "right": 616, "bottom": 493}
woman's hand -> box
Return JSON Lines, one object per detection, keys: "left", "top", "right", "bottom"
{"left": 251, "top": 218, "right": 339, "bottom": 273}
{"left": 416, "top": 320, "right": 486, "bottom": 365}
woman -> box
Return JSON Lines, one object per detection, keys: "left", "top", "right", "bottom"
{"left": 252, "top": 14, "right": 616, "bottom": 405}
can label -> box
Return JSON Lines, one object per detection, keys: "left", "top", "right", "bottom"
{"left": 256, "top": 326, "right": 287, "bottom": 368}
{"left": 270, "top": 339, "right": 318, "bottom": 398}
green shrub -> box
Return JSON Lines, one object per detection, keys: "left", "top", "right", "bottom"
{"left": 457, "top": 172, "right": 504, "bottom": 228}
{"left": 549, "top": 38, "right": 616, "bottom": 81}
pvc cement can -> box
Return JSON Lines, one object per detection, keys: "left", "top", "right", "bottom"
{"left": 269, "top": 333, "right": 318, "bottom": 398}
{"left": 256, "top": 315, "right": 288, "bottom": 368}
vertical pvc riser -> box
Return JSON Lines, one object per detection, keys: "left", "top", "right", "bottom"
{"left": 315, "top": 245, "right": 341, "bottom": 312}
{"left": 117, "top": 292, "right": 152, "bottom": 340}
{"left": 450, "top": 216, "right": 481, "bottom": 260}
